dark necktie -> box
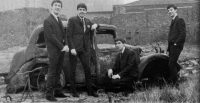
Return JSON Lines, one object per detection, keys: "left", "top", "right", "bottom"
{"left": 119, "top": 52, "right": 123, "bottom": 59}
{"left": 57, "top": 17, "right": 63, "bottom": 28}
{"left": 81, "top": 18, "right": 86, "bottom": 32}
{"left": 119, "top": 52, "right": 123, "bottom": 69}
{"left": 57, "top": 17, "right": 61, "bottom": 24}
{"left": 171, "top": 19, "right": 175, "bottom": 25}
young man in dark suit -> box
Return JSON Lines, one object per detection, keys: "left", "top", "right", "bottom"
{"left": 166, "top": 4, "right": 186, "bottom": 84}
{"left": 104, "top": 38, "right": 140, "bottom": 95}
{"left": 44, "top": 0, "right": 69, "bottom": 101}
{"left": 66, "top": 3, "right": 98, "bottom": 97}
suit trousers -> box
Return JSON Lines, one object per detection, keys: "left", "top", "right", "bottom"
{"left": 46, "top": 50, "right": 65, "bottom": 90}
{"left": 69, "top": 51, "right": 93, "bottom": 93}
{"left": 168, "top": 43, "right": 183, "bottom": 83}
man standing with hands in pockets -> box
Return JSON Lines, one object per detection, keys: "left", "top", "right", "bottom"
{"left": 67, "top": 3, "right": 99, "bottom": 97}
{"left": 44, "top": 0, "right": 69, "bottom": 101}
{"left": 166, "top": 4, "right": 186, "bottom": 85}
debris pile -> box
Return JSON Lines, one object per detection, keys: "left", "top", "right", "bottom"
{"left": 179, "top": 58, "right": 199, "bottom": 77}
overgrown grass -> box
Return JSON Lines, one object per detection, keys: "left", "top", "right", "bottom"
{"left": 105, "top": 73, "right": 199, "bottom": 103}
{"left": 99, "top": 43, "right": 199, "bottom": 103}
{"left": 0, "top": 43, "right": 198, "bottom": 102}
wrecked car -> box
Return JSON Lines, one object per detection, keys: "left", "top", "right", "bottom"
{"left": 5, "top": 23, "right": 181, "bottom": 93}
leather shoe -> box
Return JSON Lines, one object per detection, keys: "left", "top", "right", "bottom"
{"left": 88, "top": 92, "right": 98, "bottom": 97}
{"left": 54, "top": 92, "right": 68, "bottom": 98}
{"left": 46, "top": 89, "right": 57, "bottom": 101}
{"left": 46, "top": 95, "right": 57, "bottom": 101}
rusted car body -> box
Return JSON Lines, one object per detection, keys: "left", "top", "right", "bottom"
{"left": 6, "top": 23, "right": 180, "bottom": 93}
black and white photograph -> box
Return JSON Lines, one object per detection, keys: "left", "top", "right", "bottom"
{"left": 0, "top": 0, "right": 199, "bottom": 102}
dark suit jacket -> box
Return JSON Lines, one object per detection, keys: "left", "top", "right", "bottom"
{"left": 44, "top": 14, "right": 65, "bottom": 53}
{"left": 168, "top": 16, "right": 186, "bottom": 48}
{"left": 67, "top": 16, "right": 93, "bottom": 52}
{"left": 112, "top": 47, "right": 140, "bottom": 78}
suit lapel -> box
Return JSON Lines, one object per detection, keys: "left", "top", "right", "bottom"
{"left": 119, "top": 48, "right": 128, "bottom": 69}
{"left": 57, "top": 17, "right": 64, "bottom": 33}
{"left": 76, "top": 16, "right": 91, "bottom": 33}
{"left": 76, "top": 16, "right": 83, "bottom": 26}
{"left": 170, "top": 16, "right": 178, "bottom": 27}
{"left": 121, "top": 48, "right": 127, "bottom": 60}
{"left": 76, "top": 16, "right": 84, "bottom": 32}
{"left": 50, "top": 14, "right": 64, "bottom": 33}
{"left": 115, "top": 54, "right": 121, "bottom": 71}
{"left": 84, "top": 19, "right": 91, "bottom": 33}
{"left": 50, "top": 14, "right": 59, "bottom": 25}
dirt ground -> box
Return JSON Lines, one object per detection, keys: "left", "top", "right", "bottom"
{"left": 0, "top": 43, "right": 199, "bottom": 103}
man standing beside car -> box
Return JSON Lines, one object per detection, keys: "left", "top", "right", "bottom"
{"left": 67, "top": 3, "right": 98, "bottom": 97}
{"left": 166, "top": 4, "right": 186, "bottom": 84}
{"left": 44, "top": 0, "right": 69, "bottom": 101}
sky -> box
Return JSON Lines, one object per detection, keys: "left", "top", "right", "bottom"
{"left": 0, "top": 0, "right": 138, "bottom": 17}
{"left": 124, "top": 0, "right": 139, "bottom": 3}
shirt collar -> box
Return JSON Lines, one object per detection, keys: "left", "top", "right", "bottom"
{"left": 51, "top": 12, "right": 58, "bottom": 21}
{"left": 121, "top": 47, "right": 125, "bottom": 54}
{"left": 78, "top": 15, "right": 84, "bottom": 20}
{"left": 172, "top": 14, "right": 177, "bottom": 20}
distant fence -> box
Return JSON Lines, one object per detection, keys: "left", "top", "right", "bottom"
{"left": 92, "top": 3, "right": 199, "bottom": 45}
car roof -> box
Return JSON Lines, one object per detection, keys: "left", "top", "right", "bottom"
{"left": 28, "top": 24, "right": 43, "bottom": 45}
{"left": 96, "top": 24, "right": 117, "bottom": 39}
{"left": 28, "top": 24, "right": 117, "bottom": 44}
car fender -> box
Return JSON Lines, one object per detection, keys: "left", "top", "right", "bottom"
{"left": 138, "top": 53, "right": 181, "bottom": 80}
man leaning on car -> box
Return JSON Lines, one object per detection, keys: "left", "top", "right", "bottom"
{"left": 66, "top": 3, "right": 99, "bottom": 97}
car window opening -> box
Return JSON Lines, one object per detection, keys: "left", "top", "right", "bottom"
{"left": 36, "top": 31, "right": 46, "bottom": 48}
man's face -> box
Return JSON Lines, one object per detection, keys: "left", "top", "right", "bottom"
{"left": 167, "top": 7, "right": 177, "bottom": 18}
{"left": 77, "top": 8, "right": 87, "bottom": 18}
{"left": 51, "top": 2, "right": 62, "bottom": 15}
{"left": 115, "top": 41, "right": 124, "bottom": 51}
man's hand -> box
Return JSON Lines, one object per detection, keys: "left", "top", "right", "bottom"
{"left": 61, "top": 45, "right": 69, "bottom": 52}
{"left": 112, "top": 74, "right": 120, "bottom": 79}
{"left": 174, "top": 43, "right": 177, "bottom": 46}
{"left": 166, "top": 51, "right": 169, "bottom": 56}
{"left": 71, "top": 49, "right": 77, "bottom": 55}
{"left": 91, "top": 24, "right": 98, "bottom": 30}
{"left": 165, "top": 47, "right": 169, "bottom": 56}
{"left": 108, "top": 69, "right": 113, "bottom": 78}
{"left": 62, "top": 21, "right": 68, "bottom": 28}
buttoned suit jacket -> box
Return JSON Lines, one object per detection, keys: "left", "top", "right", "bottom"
{"left": 44, "top": 14, "right": 66, "bottom": 55}
{"left": 168, "top": 16, "right": 186, "bottom": 51}
{"left": 67, "top": 16, "right": 93, "bottom": 52}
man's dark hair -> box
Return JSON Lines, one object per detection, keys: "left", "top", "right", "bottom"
{"left": 51, "top": 0, "right": 62, "bottom": 8}
{"left": 77, "top": 3, "right": 87, "bottom": 11}
{"left": 115, "top": 38, "right": 126, "bottom": 44}
{"left": 167, "top": 4, "right": 177, "bottom": 10}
